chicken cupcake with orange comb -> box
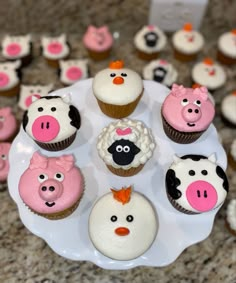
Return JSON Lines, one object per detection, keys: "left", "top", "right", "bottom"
{"left": 92, "top": 60, "right": 143, "bottom": 118}
{"left": 172, "top": 23, "right": 205, "bottom": 62}
{"left": 191, "top": 58, "right": 226, "bottom": 91}
{"left": 217, "top": 29, "right": 236, "bottom": 65}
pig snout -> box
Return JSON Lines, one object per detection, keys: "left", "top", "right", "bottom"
{"left": 39, "top": 179, "right": 63, "bottom": 202}
{"left": 32, "top": 115, "right": 60, "bottom": 142}
{"left": 182, "top": 104, "right": 202, "bottom": 123}
{"left": 0, "top": 158, "right": 6, "bottom": 170}
{"left": 0, "top": 72, "right": 10, "bottom": 87}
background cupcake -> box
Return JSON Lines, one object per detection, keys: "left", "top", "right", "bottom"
{"left": 226, "top": 199, "right": 236, "bottom": 236}
{"left": 0, "top": 107, "right": 18, "bottom": 142}
{"left": 0, "top": 142, "right": 11, "bottom": 184}
{"left": 97, "top": 118, "right": 156, "bottom": 177}
{"left": 228, "top": 139, "right": 236, "bottom": 170}
{"left": 217, "top": 29, "right": 236, "bottom": 65}
{"left": 221, "top": 91, "right": 236, "bottom": 127}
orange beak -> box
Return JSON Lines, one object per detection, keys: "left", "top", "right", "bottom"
{"left": 113, "top": 76, "right": 124, "bottom": 85}
{"left": 115, "top": 227, "right": 130, "bottom": 236}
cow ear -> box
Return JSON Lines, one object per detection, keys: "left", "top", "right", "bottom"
{"left": 59, "top": 60, "right": 65, "bottom": 68}
{"left": 61, "top": 93, "right": 71, "bottom": 104}
{"left": 46, "top": 83, "right": 54, "bottom": 92}
{"left": 59, "top": 33, "right": 66, "bottom": 42}
{"left": 13, "top": 60, "right": 21, "bottom": 69}
{"left": 108, "top": 143, "right": 116, "bottom": 154}
{"left": 208, "top": 153, "right": 216, "bottom": 163}
{"left": 26, "top": 34, "right": 31, "bottom": 42}
{"left": 131, "top": 144, "right": 141, "bottom": 155}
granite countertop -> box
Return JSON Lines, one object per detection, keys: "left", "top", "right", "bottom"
{"left": 1, "top": 0, "right": 236, "bottom": 282}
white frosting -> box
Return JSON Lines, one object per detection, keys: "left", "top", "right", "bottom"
{"left": 2, "top": 34, "right": 31, "bottom": 59}
{"left": 192, "top": 62, "right": 226, "bottom": 90}
{"left": 168, "top": 155, "right": 228, "bottom": 213}
{"left": 134, "top": 25, "right": 167, "bottom": 53}
{"left": 172, "top": 30, "right": 204, "bottom": 54}
{"left": 18, "top": 84, "right": 54, "bottom": 111}
{"left": 97, "top": 119, "right": 156, "bottom": 170}
{"left": 230, "top": 139, "right": 236, "bottom": 161}
{"left": 41, "top": 34, "right": 70, "bottom": 60}
{"left": 25, "top": 96, "right": 78, "bottom": 144}
{"left": 221, "top": 94, "right": 236, "bottom": 125}
{"left": 142, "top": 59, "right": 178, "bottom": 86}
{"left": 218, "top": 32, "right": 236, "bottom": 59}
{"left": 89, "top": 190, "right": 158, "bottom": 260}
{"left": 93, "top": 68, "right": 143, "bottom": 105}
{"left": 226, "top": 199, "right": 236, "bottom": 231}
{"left": 0, "top": 60, "right": 21, "bottom": 91}
{"left": 59, "top": 59, "right": 89, "bottom": 85}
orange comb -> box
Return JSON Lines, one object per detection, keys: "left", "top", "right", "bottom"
{"left": 232, "top": 90, "right": 236, "bottom": 96}
{"left": 192, "top": 83, "right": 202, "bottom": 89}
{"left": 231, "top": 29, "right": 236, "bottom": 35}
{"left": 183, "top": 23, "right": 193, "bottom": 32}
{"left": 109, "top": 60, "right": 124, "bottom": 69}
{"left": 203, "top": 58, "right": 214, "bottom": 65}
{"left": 111, "top": 186, "right": 132, "bottom": 205}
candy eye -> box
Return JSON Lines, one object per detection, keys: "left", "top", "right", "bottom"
{"left": 201, "top": 170, "right": 208, "bottom": 175}
{"left": 51, "top": 107, "right": 56, "bottom": 112}
{"left": 126, "top": 215, "right": 134, "bottom": 222}
{"left": 110, "top": 73, "right": 116, "bottom": 77}
{"left": 189, "top": 170, "right": 195, "bottom": 176}
{"left": 38, "top": 107, "right": 43, "bottom": 112}
{"left": 54, "top": 172, "right": 64, "bottom": 181}
{"left": 121, "top": 73, "right": 127, "bottom": 77}
{"left": 110, "top": 215, "right": 117, "bottom": 222}
{"left": 123, "top": 146, "right": 130, "bottom": 153}
{"left": 116, "top": 145, "right": 123, "bottom": 152}
{"left": 194, "top": 100, "right": 201, "bottom": 107}
{"left": 37, "top": 90, "right": 41, "bottom": 93}
{"left": 1, "top": 154, "right": 6, "bottom": 160}
{"left": 181, "top": 98, "right": 189, "bottom": 106}
{"left": 38, "top": 174, "right": 48, "bottom": 183}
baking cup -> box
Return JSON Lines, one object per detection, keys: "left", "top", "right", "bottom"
{"left": 87, "top": 48, "right": 111, "bottom": 61}
{"left": 228, "top": 152, "right": 236, "bottom": 170}
{"left": 0, "top": 83, "right": 20, "bottom": 97}
{"left": 225, "top": 218, "right": 236, "bottom": 236}
{"left": 166, "top": 193, "right": 198, "bottom": 215}
{"left": 136, "top": 49, "right": 159, "bottom": 61}
{"left": 106, "top": 164, "right": 144, "bottom": 177}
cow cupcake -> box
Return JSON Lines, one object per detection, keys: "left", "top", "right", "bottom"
{"left": 0, "top": 143, "right": 11, "bottom": 184}
{"left": 0, "top": 107, "right": 18, "bottom": 142}
{"left": 97, "top": 119, "right": 156, "bottom": 176}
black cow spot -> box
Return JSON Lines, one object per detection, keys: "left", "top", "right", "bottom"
{"left": 22, "top": 110, "right": 28, "bottom": 130}
{"left": 144, "top": 32, "right": 158, "bottom": 47}
{"left": 108, "top": 139, "right": 140, "bottom": 166}
{"left": 69, "top": 105, "right": 81, "bottom": 129}
{"left": 216, "top": 166, "right": 229, "bottom": 192}
{"left": 181, "top": 155, "right": 207, "bottom": 161}
{"left": 153, "top": 67, "right": 167, "bottom": 83}
{"left": 165, "top": 169, "right": 182, "bottom": 200}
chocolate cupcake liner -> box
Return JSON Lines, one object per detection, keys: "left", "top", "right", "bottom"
{"left": 35, "top": 132, "right": 77, "bottom": 151}
{"left": 166, "top": 192, "right": 198, "bottom": 215}
{"left": 106, "top": 164, "right": 144, "bottom": 177}
{"left": 0, "top": 83, "right": 20, "bottom": 97}
{"left": 136, "top": 49, "right": 159, "bottom": 61}
{"left": 87, "top": 48, "right": 111, "bottom": 61}
{"left": 96, "top": 90, "right": 143, "bottom": 119}
{"left": 225, "top": 218, "right": 236, "bottom": 236}
{"left": 217, "top": 50, "right": 236, "bottom": 66}
{"left": 162, "top": 115, "right": 204, "bottom": 144}
{"left": 228, "top": 152, "right": 236, "bottom": 170}
{"left": 173, "top": 48, "right": 198, "bottom": 62}
{"left": 221, "top": 114, "right": 236, "bottom": 128}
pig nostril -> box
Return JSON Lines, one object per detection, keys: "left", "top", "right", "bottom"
{"left": 41, "top": 186, "right": 47, "bottom": 191}
{"left": 49, "top": 186, "right": 55, "bottom": 192}
{"left": 195, "top": 109, "right": 199, "bottom": 114}
{"left": 188, "top": 109, "right": 192, "bottom": 113}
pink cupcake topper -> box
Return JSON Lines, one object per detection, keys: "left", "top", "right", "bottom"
{"left": 116, "top": 127, "right": 132, "bottom": 136}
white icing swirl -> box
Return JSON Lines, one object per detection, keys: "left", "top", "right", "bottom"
{"left": 227, "top": 199, "right": 236, "bottom": 231}
{"left": 221, "top": 94, "right": 236, "bottom": 125}
{"left": 218, "top": 32, "right": 236, "bottom": 59}
{"left": 230, "top": 139, "right": 236, "bottom": 161}
{"left": 97, "top": 119, "right": 156, "bottom": 169}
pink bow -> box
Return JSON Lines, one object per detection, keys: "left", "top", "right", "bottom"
{"left": 30, "top": 152, "right": 48, "bottom": 169}
{"left": 193, "top": 86, "right": 208, "bottom": 101}
{"left": 171, "top": 84, "right": 187, "bottom": 97}
{"left": 56, "top": 155, "right": 75, "bottom": 172}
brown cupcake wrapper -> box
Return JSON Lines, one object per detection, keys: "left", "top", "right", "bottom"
{"left": 0, "top": 83, "right": 20, "bottom": 97}
{"left": 45, "top": 55, "right": 69, "bottom": 68}
{"left": 167, "top": 193, "right": 199, "bottom": 215}
{"left": 35, "top": 132, "right": 77, "bottom": 151}
{"left": 162, "top": 114, "right": 204, "bottom": 144}
{"left": 96, "top": 90, "right": 143, "bottom": 119}
{"left": 221, "top": 113, "right": 236, "bottom": 128}
{"left": 225, "top": 218, "right": 236, "bottom": 236}
{"left": 136, "top": 49, "right": 159, "bottom": 61}
{"left": 87, "top": 48, "right": 111, "bottom": 61}
{"left": 106, "top": 164, "right": 144, "bottom": 177}
{"left": 217, "top": 50, "right": 236, "bottom": 65}
{"left": 228, "top": 152, "right": 236, "bottom": 170}
{"left": 173, "top": 48, "right": 198, "bottom": 62}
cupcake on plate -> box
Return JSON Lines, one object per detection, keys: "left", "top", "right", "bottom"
{"left": 142, "top": 59, "right": 178, "bottom": 87}
{"left": 221, "top": 91, "right": 236, "bottom": 127}
{"left": 172, "top": 23, "right": 204, "bottom": 62}
{"left": 41, "top": 34, "right": 70, "bottom": 68}
{"left": 19, "top": 151, "right": 84, "bottom": 220}
{"left": 83, "top": 25, "right": 113, "bottom": 61}
{"left": 22, "top": 95, "right": 81, "bottom": 151}
{"left": 97, "top": 119, "right": 156, "bottom": 177}
{"left": 226, "top": 199, "right": 236, "bottom": 236}
{"left": 161, "top": 84, "right": 215, "bottom": 144}
{"left": 134, "top": 25, "right": 167, "bottom": 60}
{"left": 217, "top": 29, "right": 236, "bottom": 65}
{"left": 0, "top": 142, "right": 11, "bottom": 184}
{"left": 93, "top": 60, "right": 143, "bottom": 119}
{"left": 0, "top": 107, "right": 18, "bottom": 142}
{"left": 191, "top": 58, "right": 226, "bottom": 91}
{"left": 228, "top": 139, "right": 236, "bottom": 170}
{"left": 89, "top": 186, "right": 158, "bottom": 260}
{"left": 1, "top": 34, "right": 32, "bottom": 67}
{"left": 0, "top": 60, "right": 21, "bottom": 97}
{"left": 166, "top": 154, "right": 229, "bottom": 214}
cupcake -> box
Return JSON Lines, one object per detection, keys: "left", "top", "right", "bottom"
{"left": 18, "top": 84, "right": 54, "bottom": 111}
{"left": 161, "top": 84, "right": 215, "bottom": 144}
{"left": 226, "top": 199, "right": 236, "bottom": 235}
{"left": 41, "top": 34, "right": 70, "bottom": 68}
{"left": 142, "top": 59, "right": 178, "bottom": 87}
{"left": 93, "top": 60, "right": 143, "bottom": 118}
{"left": 89, "top": 186, "right": 158, "bottom": 260}
{"left": 134, "top": 25, "right": 167, "bottom": 60}
{"left": 192, "top": 58, "right": 226, "bottom": 91}
{"left": 97, "top": 119, "right": 156, "bottom": 177}
{"left": 166, "top": 154, "right": 229, "bottom": 214}
{"left": 83, "top": 25, "right": 113, "bottom": 61}
{"left": 0, "top": 143, "right": 11, "bottom": 184}
{"left": 59, "top": 59, "right": 89, "bottom": 86}
{"left": 228, "top": 139, "right": 236, "bottom": 170}
{"left": 22, "top": 95, "right": 81, "bottom": 151}
{"left": 217, "top": 29, "right": 236, "bottom": 65}
{"left": 172, "top": 23, "right": 204, "bottom": 62}
{"left": 221, "top": 91, "right": 236, "bottom": 127}
{"left": 1, "top": 34, "right": 32, "bottom": 66}
{"left": 0, "top": 107, "right": 18, "bottom": 142}
{"left": 19, "top": 151, "right": 84, "bottom": 220}
{"left": 0, "top": 60, "right": 21, "bottom": 97}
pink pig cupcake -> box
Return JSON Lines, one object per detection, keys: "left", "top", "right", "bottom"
{"left": 19, "top": 151, "right": 84, "bottom": 220}
{"left": 0, "top": 107, "right": 18, "bottom": 142}
{"left": 161, "top": 84, "right": 215, "bottom": 144}
{"left": 0, "top": 142, "right": 11, "bottom": 184}
{"left": 83, "top": 25, "right": 113, "bottom": 61}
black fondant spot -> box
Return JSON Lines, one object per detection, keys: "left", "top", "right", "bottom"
{"left": 69, "top": 105, "right": 81, "bottom": 129}
{"left": 38, "top": 107, "right": 43, "bottom": 112}
{"left": 39, "top": 96, "right": 60, "bottom": 100}
{"left": 110, "top": 73, "right": 116, "bottom": 77}
{"left": 181, "top": 155, "right": 207, "bottom": 161}
{"left": 144, "top": 32, "right": 158, "bottom": 47}
{"left": 111, "top": 215, "right": 117, "bottom": 222}
{"left": 189, "top": 170, "right": 195, "bottom": 176}
{"left": 121, "top": 73, "right": 127, "bottom": 77}
{"left": 45, "top": 202, "right": 55, "bottom": 207}
{"left": 216, "top": 165, "right": 229, "bottom": 192}
{"left": 126, "top": 215, "right": 134, "bottom": 222}
{"left": 22, "top": 110, "right": 28, "bottom": 131}
{"left": 153, "top": 67, "right": 167, "bottom": 83}
{"left": 165, "top": 169, "right": 182, "bottom": 200}
{"left": 201, "top": 170, "right": 208, "bottom": 175}
{"left": 51, "top": 107, "right": 56, "bottom": 112}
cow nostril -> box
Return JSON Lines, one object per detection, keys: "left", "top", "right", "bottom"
{"left": 41, "top": 186, "right": 47, "bottom": 191}
{"left": 49, "top": 186, "right": 55, "bottom": 192}
{"left": 195, "top": 109, "right": 199, "bottom": 114}
{"left": 188, "top": 109, "right": 192, "bottom": 113}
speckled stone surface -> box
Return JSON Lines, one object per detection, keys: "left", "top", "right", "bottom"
{"left": 0, "top": 0, "right": 236, "bottom": 282}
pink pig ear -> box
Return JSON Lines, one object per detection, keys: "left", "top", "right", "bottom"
{"left": 56, "top": 155, "right": 75, "bottom": 172}
{"left": 171, "top": 84, "right": 186, "bottom": 97}
{"left": 99, "top": 26, "right": 108, "bottom": 33}
{"left": 1, "top": 107, "right": 12, "bottom": 116}
{"left": 87, "top": 25, "right": 96, "bottom": 33}
{"left": 29, "top": 151, "right": 48, "bottom": 169}
{"left": 193, "top": 86, "right": 208, "bottom": 101}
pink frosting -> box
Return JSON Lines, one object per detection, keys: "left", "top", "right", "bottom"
{"left": 83, "top": 25, "right": 113, "bottom": 52}
{"left": 0, "top": 143, "right": 11, "bottom": 182}
{"left": 162, "top": 84, "right": 215, "bottom": 132}
{"left": 19, "top": 152, "right": 83, "bottom": 215}
{"left": 0, "top": 107, "right": 17, "bottom": 141}
{"left": 6, "top": 43, "right": 22, "bottom": 56}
